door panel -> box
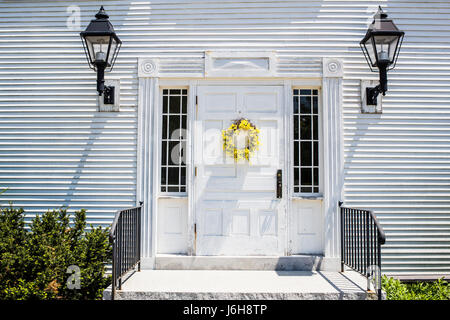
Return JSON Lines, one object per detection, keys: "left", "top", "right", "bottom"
{"left": 290, "top": 200, "right": 323, "bottom": 254}
{"left": 157, "top": 198, "right": 188, "bottom": 254}
{"left": 194, "top": 86, "right": 285, "bottom": 256}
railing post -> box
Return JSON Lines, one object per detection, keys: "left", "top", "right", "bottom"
{"left": 138, "top": 205, "right": 142, "bottom": 271}
{"left": 365, "top": 211, "right": 370, "bottom": 292}
{"left": 111, "top": 234, "right": 116, "bottom": 300}
{"left": 377, "top": 232, "right": 382, "bottom": 300}
{"left": 340, "top": 203, "right": 344, "bottom": 272}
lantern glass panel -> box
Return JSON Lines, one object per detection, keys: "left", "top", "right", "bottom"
{"left": 363, "top": 37, "right": 376, "bottom": 67}
{"left": 84, "top": 35, "right": 111, "bottom": 63}
{"left": 373, "top": 34, "right": 400, "bottom": 63}
{"left": 107, "top": 37, "right": 119, "bottom": 66}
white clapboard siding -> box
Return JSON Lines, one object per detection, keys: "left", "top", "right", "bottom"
{"left": 0, "top": 0, "right": 450, "bottom": 275}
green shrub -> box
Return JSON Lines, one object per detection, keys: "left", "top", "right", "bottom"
{"left": 0, "top": 205, "right": 111, "bottom": 300}
{"left": 382, "top": 275, "right": 450, "bottom": 300}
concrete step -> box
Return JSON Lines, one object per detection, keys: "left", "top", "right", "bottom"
{"left": 103, "top": 270, "right": 378, "bottom": 300}
{"left": 154, "top": 255, "right": 337, "bottom": 271}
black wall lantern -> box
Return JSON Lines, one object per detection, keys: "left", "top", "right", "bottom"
{"left": 360, "top": 6, "right": 404, "bottom": 105}
{"left": 80, "top": 6, "right": 121, "bottom": 103}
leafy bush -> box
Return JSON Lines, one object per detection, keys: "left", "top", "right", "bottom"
{"left": 382, "top": 275, "right": 450, "bottom": 300}
{"left": 0, "top": 205, "right": 111, "bottom": 300}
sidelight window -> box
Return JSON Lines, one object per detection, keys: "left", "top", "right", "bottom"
{"left": 160, "top": 89, "right": 188, "bottom": 193}
{"left": 293, "top": 89, "right": 320, "bottom": 194}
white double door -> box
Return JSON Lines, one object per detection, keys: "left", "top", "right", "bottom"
{"left": 194, "top": 85, "right": 286, "bottom": 255}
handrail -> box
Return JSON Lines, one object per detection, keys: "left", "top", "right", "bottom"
{"left": 341, "top": 206, "right": 386, "bottom": 245}
{"left": 110, "top": 204, "right": 142, "bottom": 300}
{"left": 109, "top": 205, "right": 141, "bottom": 241}
{"left": 368, "top": 209, "right": 386, "bottom": 245}
{"left": 340, "top": 203, "right": 386, "bottom": 300}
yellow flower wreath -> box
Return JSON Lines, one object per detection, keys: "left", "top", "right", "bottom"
{"left": 222, "top": 118, "right": 260, "bottom": 161}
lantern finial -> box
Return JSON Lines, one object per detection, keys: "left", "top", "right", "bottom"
{"left": 374, "top": 6, "right": 387, "bottom": 20}
{"left": 95, "top": 6, "right": 109, "bottom": 20}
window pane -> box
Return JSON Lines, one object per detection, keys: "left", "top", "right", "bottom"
{"left": 170, "top": 95, "right": 181, "bottom": 114}
{"left": 314, "top": 141, "right": 319, "bottom": 166}
{"left": 300, "top": 89, "right": 311, "bottom": 95}
{"left": 300, "top": 116, "right": 311, "bottom": 140}
{"left": 182, "top": 95, "right": 188, "bottom": 113}
{"left": 161, "top": 141, "right": 167, "bottom": 166}
{"left": 293, "top": 116, "right": 299, "bottom": 140}
{"left": 168, "top": 141, "right": 178, "bottom": 165}
{"left": 180, "top": 167, "right": 186, "bottom": 185}
{"left": 180, "top": 141, "right": 186, "bottom": 165}
{"left": 301, "top": 141, "right": 312, "bottom": 166}
{"left": 301, "top": 168, "right": 312, "bottom": 186}
{"left": 293, "top": 95, "right": 299, "bottom": 114}
{"left": 169, "top": 115, "right": 180, "bottom": 139}
{"left": 162, "top": 115, "right": 168, "bottom": 139}
{"left": 313, "top": 115, "right": 318, "bottom": 140}
{"left": 182, "top": 115, "right": 187, "bottom": 132}
{"left": 163, "top": 95, "right": 168, "bottom": 114}
{"left": 300, "top": 96, "right": 311, "bottom": 114}
{"left": 294, "top": 168, "right": 299, "bottom": 186}
{"left": 313, "top": 96, "right": 318, "bottom": 114}
{"left": 161, "top": 167, "right": 166, "bottom": 185}
{"left": 314, "top": 168, "right": 319, "bottom": 187}
{"left": 168, "top": 167, "right": 179, "bottom": 185}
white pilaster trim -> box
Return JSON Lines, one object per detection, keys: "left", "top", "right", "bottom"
{"left": 283, "top": 80, "right": 293, "bottom": 255}
{"left": 187, "top": 80, "right": 198, "bottom": 256}
{"left": 137, "top": 75, "right": 159, "bottom": 267}
{"left": 322, "top": 58, "right": 344, "bottom": 262}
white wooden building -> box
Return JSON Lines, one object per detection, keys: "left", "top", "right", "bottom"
{"left": 0, "top": 0, "right": 449, "bottom": 281}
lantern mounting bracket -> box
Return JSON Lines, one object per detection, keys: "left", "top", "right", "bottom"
{"left": 365, "top": 60, "right": 389, "bottom": 106}
{"left": 366, "top": 85, "right": 381, "bottom": 106}
{"left": 104, "top": 86, "right": 115, "bottom": 104}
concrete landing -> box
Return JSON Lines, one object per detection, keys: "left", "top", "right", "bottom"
{"left": 103, "top": 270, "right": 378, "bottom": 300}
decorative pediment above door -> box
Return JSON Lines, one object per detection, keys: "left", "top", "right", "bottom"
{"left": 137, "top": 52, "right": 328, "bottom": 79}
{"left": 204, "top": 51, "right": 276, "bottom": 77}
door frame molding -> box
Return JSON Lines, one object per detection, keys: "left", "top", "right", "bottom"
{"left": 137, "top": 56, "right": 344, "bottom": 270}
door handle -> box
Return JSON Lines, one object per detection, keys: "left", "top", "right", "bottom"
{"left": 276, "top": 169, "right": 282, "bottom": 199}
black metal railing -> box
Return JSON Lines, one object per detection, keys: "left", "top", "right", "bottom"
{"left": 340, "top": 203, "right": 386, "bottom": 300}
{"left": 110, "top": 205, "right": 142, "bottom": 300}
